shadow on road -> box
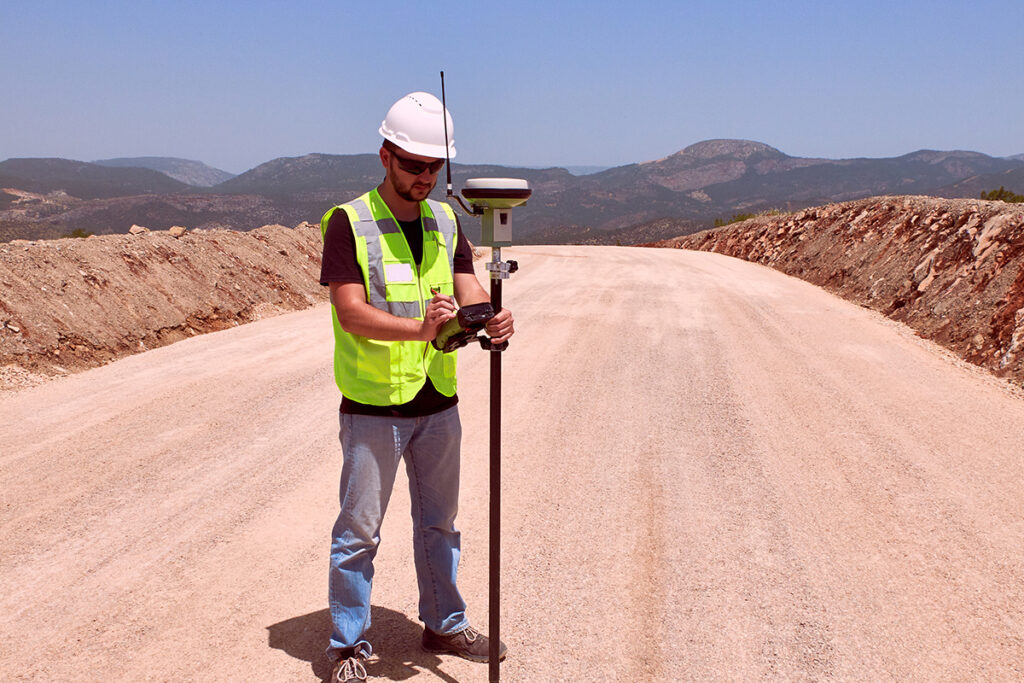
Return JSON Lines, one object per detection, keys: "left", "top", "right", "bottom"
{"left": 267, "top": 606, "right": 461, "bottom": 682}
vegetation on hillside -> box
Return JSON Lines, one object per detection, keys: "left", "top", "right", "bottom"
{"left": 980, "top": 186, "right": 1024, "bottom": 203}
{"left": 714, "top": 209, "right": 782, "bottom": 227}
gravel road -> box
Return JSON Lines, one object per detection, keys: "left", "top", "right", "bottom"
{"left": 3, "top": 246, "right": 1023, "bottom": 682}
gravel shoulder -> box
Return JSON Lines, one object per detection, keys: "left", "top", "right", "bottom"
{"left": 3, "top": 246, "right": 1024, "bottom": 681}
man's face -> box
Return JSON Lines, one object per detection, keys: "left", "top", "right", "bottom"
{"left": 383, "top": 144, "right": 444, "bottom": 202}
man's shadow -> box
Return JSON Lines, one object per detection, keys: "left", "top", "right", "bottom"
{"left": 267, "top": 606, "right": 460, "bottom": 682}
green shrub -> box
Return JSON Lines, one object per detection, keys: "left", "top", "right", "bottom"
{"left": 713, "top": 209, "right": 781, "bottom": 227}
{"left": 980, "top": 186, "right": 1024, "bottom": 203}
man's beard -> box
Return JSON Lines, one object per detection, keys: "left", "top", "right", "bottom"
{"left": 395, "top": 180, "right": 435, "bottom": 202}
{"left": 389, "top": 171, "right": 437, "bottom": 203}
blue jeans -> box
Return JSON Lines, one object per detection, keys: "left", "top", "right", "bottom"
{"left": 327, "top": 405, "right": 468, "bottom": 660}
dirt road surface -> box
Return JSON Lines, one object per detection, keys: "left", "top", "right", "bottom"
{"left": 3, "top": 246, "right": 1024, "bottom": 682}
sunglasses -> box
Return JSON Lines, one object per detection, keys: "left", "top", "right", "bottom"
{"left": 388, "top": 147, "right": 446, "bottom": 176}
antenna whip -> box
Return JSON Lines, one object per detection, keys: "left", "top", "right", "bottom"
{"left": 440, "top": 70, "right": 453, "bottom": 198}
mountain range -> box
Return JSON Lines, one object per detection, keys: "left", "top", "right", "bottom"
{"left": 2, "top": 141, "right": 1023, "bottom": 244}
{"left": 0, "top": 158, "right": 191, "bottom": 198}
{"left": 92, "top": 157, "right": 236, "bottom": 187}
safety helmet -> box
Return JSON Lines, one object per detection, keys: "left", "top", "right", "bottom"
{"left": 379, "top": 92, "right": 456, "bottom": 159}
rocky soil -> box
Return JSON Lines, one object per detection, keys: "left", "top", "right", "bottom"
{"left": 645, "top": 196, "right": 1024, "bottom": 386}
{"left": 0, "top": 222, "right": 328, "bottom": 390}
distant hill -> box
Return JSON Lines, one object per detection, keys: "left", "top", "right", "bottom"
{"left": 589, "top": 142, "right": 1018, "bottom": 206}
{"left": 597, "top": 140, "right": 814, "bottom": 193}
{"left": 4, "top": 141, "right": 1024, "bottom": 244}
{"left": 211, "top": 153, "right": 384, "bottom": 195}
{"left": 209, "top": 153, "right": 584, "bottom": 244}
{"left": 515, "top": 141, "right": 1023, "bottom": 240}
{"left": 0, "top": 158, "right": 191, "bottom": 199}
{"left": 564, "top": 165, "right": 611, "bottom": 176}
{"left": 929, "top": 167, "right": 1024, "bottom": 199}
{"left": 93, "top": 157, "right": 235, "bottom": 187}
{"left": 0, "top": 187, "right": 298, "bottom": 239}
{"left": 693, "top": 148, "right": 1021, "bottom": 211}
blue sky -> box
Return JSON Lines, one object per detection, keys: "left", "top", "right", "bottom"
{"left": 2, "top": 0, "right": 1022, "bottom": 173}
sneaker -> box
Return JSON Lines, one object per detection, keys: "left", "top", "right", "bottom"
{"left": 422, "top": 624, "right": 508, "bottom": 663}
{"left": 330, "top": 654, "right": 367, "bottom": 682}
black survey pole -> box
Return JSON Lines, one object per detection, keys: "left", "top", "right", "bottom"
{"left": 488, "top": 257, "right": 503, "bottom": 682}
{"left": 455, "top": 175, "right": 529, "bottom": 681}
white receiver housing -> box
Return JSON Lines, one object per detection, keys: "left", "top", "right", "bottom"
{"left": 461, "top": 178, "right": 531, "bottom": 247}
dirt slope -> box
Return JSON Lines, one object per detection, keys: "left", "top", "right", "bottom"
{"left": 0, "top": 222, "right": 327, "bottom": 389}
{"left": 646, "top": 196, "right": 1024, "bottom": 386}
{"left": 2, "top": 247, "right": 1024, "bottom": 681}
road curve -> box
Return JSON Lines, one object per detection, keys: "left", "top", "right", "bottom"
{"left": 2, "top": 245, "right": 1023, "bottom": 681}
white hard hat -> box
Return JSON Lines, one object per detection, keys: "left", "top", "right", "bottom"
{"left": 379, "top": 91, "right": 456, "bottom": 159}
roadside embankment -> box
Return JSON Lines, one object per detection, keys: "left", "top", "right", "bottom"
{"left": 645, "top": 196, "right": 1024, "bottom": 386}
{"left": 0, "top": 222, "right": 327, "bottom": 389}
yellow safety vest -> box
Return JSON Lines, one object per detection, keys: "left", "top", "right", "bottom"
{"left": 321, "top": 189, "right": 459, "bottom": 405}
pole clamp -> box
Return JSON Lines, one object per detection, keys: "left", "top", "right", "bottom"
{"left": 486, "top": 260, "right": 518, "bottom": 280}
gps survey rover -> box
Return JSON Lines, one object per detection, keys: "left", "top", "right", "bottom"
{"left": 431, "top": 177, "right": 531, "bottom": 354}
{"left": 436, "top": 72, "right": 531, "bottom": 682}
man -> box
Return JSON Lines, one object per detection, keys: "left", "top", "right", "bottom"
{"left": 319, "top": 91, "right": 512, "bottom": 683}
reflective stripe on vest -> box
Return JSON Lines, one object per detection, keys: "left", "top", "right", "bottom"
{"left": 320, "top": 189, "right": 460, "bottom": 405}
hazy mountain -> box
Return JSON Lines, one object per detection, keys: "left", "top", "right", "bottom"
{"left": 207, "top": 153, "right": 582, "bottom": 243}
{"left": 592, "top": 140, "right": 817, "bottom": 192}
{"left": 521, "top": 164, "right": 609, "bottom": 175}
{"left": 4, "top": 141, "right": 1024, "bottom": 244}
{"left": 0, "top": 158, "right": 191, "bottom": 199}
{"left": 211, "top": 153, "right": 578, "bottom": 196}
{"left": 515, "top": 141, "right": 1023, "bottom": 240}
{"left": 93, "top": 157, "right": 235, "bottom": 187}
{"left": 1006, "top": 153, "right": 1024, "bottom": 162}
{"left": 564, "top": 165, "right": 611, "bottom": 175}
{"left": 588, "top": 142, "right": 1017, "bottom": 204}
{"left": 212, "top": 153, "right": 384, "bottom": 195}
{"left": 694, "top": 148, "right": 1022, "bottom": 212}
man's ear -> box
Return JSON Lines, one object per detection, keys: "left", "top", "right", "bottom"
{"left": 379, "top": 145, "right": 389, "bottom": 169}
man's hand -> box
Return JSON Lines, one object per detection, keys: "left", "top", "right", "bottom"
{"left": 451, "top": 272, "right": 516, "bottom": 345}
{"left": 420, "top": 291, "right": 457, "bottom": 342}
{"left": 485, "top": 307, "right": 514, "bottom": 344}
{"left": 331, "top": 282, "right": 453, "bottom": 342}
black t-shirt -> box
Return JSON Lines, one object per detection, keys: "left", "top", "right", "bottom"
{"left": 320, "top": 206, "right": 476, "bottom": 417}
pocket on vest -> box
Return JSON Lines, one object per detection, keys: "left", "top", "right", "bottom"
{"left": 355, "top": 339, "right": 394, "bottom": 383}
{"left": 427, "top": 277, "right": 454, "bottom": 297}
{"left": 382, "top": 258, "right": 420, "bottom": 312}
{"left": 442, "top": 352, "right": 456, "bottom": 378}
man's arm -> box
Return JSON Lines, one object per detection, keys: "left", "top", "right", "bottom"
{"left": 330, "top": 282, "right": 455, "bottom": 342}
{"left": 453, "top": 272, "right": 515, "bottom": 344}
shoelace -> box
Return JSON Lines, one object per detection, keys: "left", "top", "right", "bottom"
{"left": 335, "top": 656, "right": 367, "bottom": 682}
{"left": 461, "top": 626, "right": 480, "bottom": 642}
